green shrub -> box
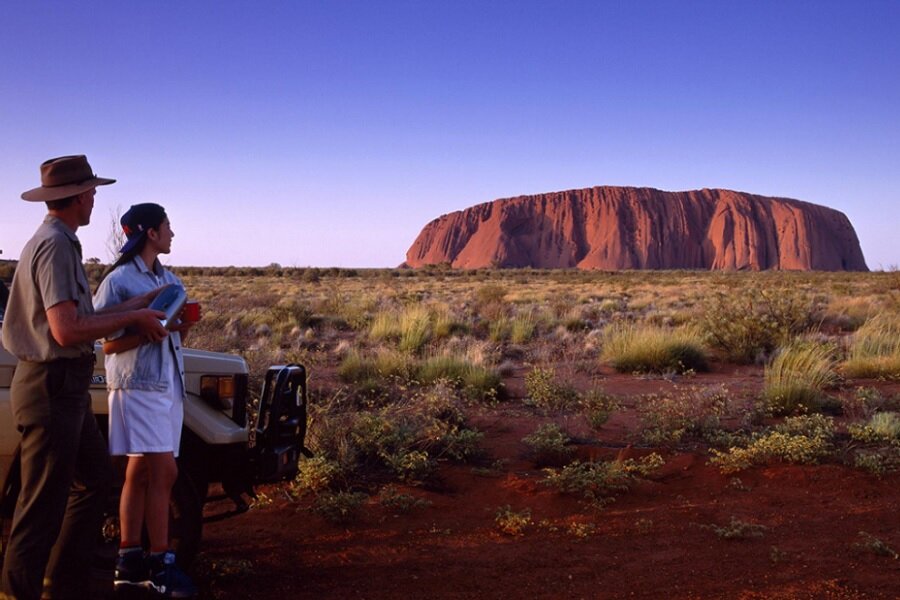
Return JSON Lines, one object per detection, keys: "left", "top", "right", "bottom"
{"left": 378, "top": 486, "right": 432, "bottom": 514}
{"left": 495, "top": 505, "right": 532, "bottom": 536}
{"left": 579, "top": 390, "right": 620, "bottom": 429}
{"left": 637, "top": 385, "right": 730, "bottom": 445}
{"left": 709, "top": 416, "right": 835, "bottom": 474}
{"left": 522, "top": 424, "right": 573, "bottom": 466}
{"left": 848, "top": 412, "right": 900, "bottom": 444}
{"left": 293, "top": 456, "right": 342, "bottom": 494}
{"left": 601, "top": 324, "right": 708, "bottom": 374}
{"left": 699, "top": 288, "right": 817, "bottom": 364}
{"left": 524, "top": 367, "right": 579, "bottom": 411}
{"left": 703, "top": 516, "right": 767, "bottom": 540}
{"left": 762, "top": 342, "right": 837, "bottom": 415}
{"left": 542, "top": 454, "right": 664, "bottom": 508}
{"left": 313, "top": 491, "right": 368, "bottom": 524}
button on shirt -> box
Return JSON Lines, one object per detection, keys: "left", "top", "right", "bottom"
{"left": 92, "top": 256, "right": 186, "bottom": 393}
{"left": 1, "top": 215, "right": 95, "bottom": 361}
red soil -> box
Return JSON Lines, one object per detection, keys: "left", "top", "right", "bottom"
{"left": 198, "top": 367, "right": 900, "bottom": 599}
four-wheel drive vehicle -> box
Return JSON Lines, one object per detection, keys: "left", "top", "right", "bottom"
{"left": 0, "top": 304, "right": 310, "bottom": 566}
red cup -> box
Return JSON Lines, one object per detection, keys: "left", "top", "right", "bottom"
{"left": 182, "top": 301, "right": 201, "bottom": 323}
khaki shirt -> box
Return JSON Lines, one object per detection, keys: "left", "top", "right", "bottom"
{"left": 1, "top": 215, "right": 95, "bottom": 361}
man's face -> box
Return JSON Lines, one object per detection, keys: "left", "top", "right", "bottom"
{"left": 77, "top": 188, "right": 96, "bottom": 226}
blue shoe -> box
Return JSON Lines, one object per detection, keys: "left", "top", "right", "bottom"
{"left": 114, "top": 548, "right": 150, "bottom": 591}
{"left": 148, "top": 552, "right": 198, "bottom": 598}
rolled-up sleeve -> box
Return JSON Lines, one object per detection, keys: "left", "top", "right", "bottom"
{"left": 93, "top": 277, "right": 127, "bottom": 341}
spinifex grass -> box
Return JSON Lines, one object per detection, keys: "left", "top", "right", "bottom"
{"left": 842, "top": 313, "right": 900, "bottom": 379}
{"left": 601, "top": 324, "right": 708, "bottom": 374}
{"left": 762, "top": 342, "right": 837, "bottom": 414}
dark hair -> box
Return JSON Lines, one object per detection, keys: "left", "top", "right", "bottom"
{"left": 45, "top": 196, "right": 77, "bottom": 211}
{"left": 98, "top": 204, "right": 168, "bottom": 286}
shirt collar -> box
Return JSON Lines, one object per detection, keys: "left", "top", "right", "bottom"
{"left": 43, "top": 215, "right": 79, "bottom": 243}
{"left": 132, "top": 254, "right": 163, "bottom": 277}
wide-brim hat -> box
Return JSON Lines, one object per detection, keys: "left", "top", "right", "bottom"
{"left": 21, "top": 155, "right": 115, "bottom": 202}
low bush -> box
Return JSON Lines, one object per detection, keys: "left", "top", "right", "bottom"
{"left": 495, "top": 506, "right": 532, "bottom": 536}
{"left": 601, "top": 324, "right": 708, "bottom": 374}
{"left": 542, "top": 454, "right": 664, "bottom": 508}
{"left": 522, "top": 424, "right": 573, "bottom": 466}
{"left": 579, "top": 389, "right": 620, "bottom": 429}
{"left": 709, "top": 415, "right": 835, "bottom": 474}
{"left": 313, "top": 491, "right": 368, "bottom": 524}
{"left": 524, "top": 367, "right": 579, "bottom": 411}
{"left": 848, "top": 412, "right": 900, "bottom": 444}
{"left": 637, "top": 385, "right": 731, "bottom": 445}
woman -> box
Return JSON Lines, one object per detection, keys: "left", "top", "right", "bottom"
{"left": 93, "top": 203, "right": 198, "bottom": 598}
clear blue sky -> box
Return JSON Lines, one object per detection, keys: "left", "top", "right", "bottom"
{"left": 1, "top": 1, "right": 898, "bottom": 268}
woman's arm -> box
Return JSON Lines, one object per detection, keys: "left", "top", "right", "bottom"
{"left": 102, "top": 334, "right": 144, "bottom": 355}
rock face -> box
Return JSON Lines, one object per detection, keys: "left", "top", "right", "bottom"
{"left": 405, "top": 187, "right": 868, "bottom": 271}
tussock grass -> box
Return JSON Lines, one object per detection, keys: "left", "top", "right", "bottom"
{"left": 842, "top": 313, "right": 900, "bottom": 379}
{"left": 601, "top": 324, "right": 707, "bottom": 374}
{"left": 762, "top": 342, "right": 837, "bottom": 415}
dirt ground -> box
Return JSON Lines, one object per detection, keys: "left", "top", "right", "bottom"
{"left": 195, "top": 366, "right": 900, "bottom": 600}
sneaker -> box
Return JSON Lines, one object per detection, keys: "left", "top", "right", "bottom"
{"left": 114, "top": 548, "right": 151, "bottom": 591}
{"left": 147, "top": 552, "right": 198, "bottom": 598}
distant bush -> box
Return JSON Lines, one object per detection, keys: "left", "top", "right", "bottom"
{"left": 699, "top": 288, "right": 817, "bottom": 364}
{"left": 601, "top": 324, "right": 708, "bottom": 374}
{"left": 637, "top": 385, "right": 731, "bottom": 445}
{"left": 542, "top": 454, "right": 664, "bottom": 509}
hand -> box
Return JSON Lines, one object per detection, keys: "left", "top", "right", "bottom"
{"left": 133, "top": 308, "right": 168, "bottom": 343}
{"left": 169, "top": 320, "right": 195, "bottom": 334}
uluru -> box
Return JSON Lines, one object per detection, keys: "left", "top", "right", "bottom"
{"left": 405, "top": 187, "right": 868, "bottom": 271}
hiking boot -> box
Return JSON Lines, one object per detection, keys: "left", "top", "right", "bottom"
{"left": 147, "top": 552, "right": 198, "bottom": 598}
{"left": 114, "top": 548, "right": 150, "bottom": 591}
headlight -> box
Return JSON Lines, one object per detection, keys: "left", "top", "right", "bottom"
{"left": 200, "top": 375, "right": 235, "bottom": 410}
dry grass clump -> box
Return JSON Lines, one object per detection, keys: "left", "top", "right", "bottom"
{"left": 761, "top": 342, "right": 838, "bottom": 415}
{"left": 841, "top": 313, "right": 900, "bottom": 379}
{"left": 601, "top": 323, "right": 708, "bottom": 374}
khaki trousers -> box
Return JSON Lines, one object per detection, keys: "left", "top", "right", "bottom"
{"left": 1, "top": 357, "right": 112, "bottom": 600}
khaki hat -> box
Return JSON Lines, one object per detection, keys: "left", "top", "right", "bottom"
{"left": 21, "top": 155, "right": 116, "bottom": 202}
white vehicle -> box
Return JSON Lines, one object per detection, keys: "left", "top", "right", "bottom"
{"left": 0, "top": 280, "right": 310, "bottom": 567}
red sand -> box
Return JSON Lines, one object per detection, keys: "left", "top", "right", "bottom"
{"left": 198, "top": 367, "right": 900, "bottom": 599}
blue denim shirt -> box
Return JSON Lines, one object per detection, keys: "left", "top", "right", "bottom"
{"left": 93, "top": 256, "right": 185, "bottom": 393}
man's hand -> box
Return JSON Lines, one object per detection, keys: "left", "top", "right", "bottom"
{"left": 133, "top": 308, "right": 168, "bottom": 343}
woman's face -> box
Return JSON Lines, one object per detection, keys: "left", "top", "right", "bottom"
{"left": 150, "top": 217, "right": 174, "bottom": 254}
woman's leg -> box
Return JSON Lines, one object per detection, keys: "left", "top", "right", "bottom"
{"left": 142, "top": 452, "right": 178, "bottom": 552}
{"left": 119, "top": 456, "right": 148, "bottom": 547}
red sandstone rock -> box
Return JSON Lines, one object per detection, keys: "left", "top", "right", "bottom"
{"left": 405, "top": 187, "right": 868, "bottom": 271}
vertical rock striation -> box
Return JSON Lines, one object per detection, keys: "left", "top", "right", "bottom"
{"left": 404, "top": 187, "right": 867, "bottom": 271}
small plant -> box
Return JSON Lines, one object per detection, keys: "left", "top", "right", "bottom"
{"left": 841, "top": 387, "right": 885, "bottom": 420}
{"left": 637, "top": 385, "right": 730, "bottom": 445}
{"left": 853, "top": 531, "right": 899, "bottom": 559}
{"left": 249, "top": 491, "right": 273, "bottom": 509}
{"left": 601, "top": 323, "right": 708, "bottom": 374}
{"left": 293, "top": 456, "right": 342, "bottom": 494}
{"left": 566, "top": 521, "right": 597, "bottom": 539}
{"left": 703, "top": 516, "right": 767, "bottom": 540}
{"left": 634, "top": 518, "right": 654, "bottom": 534}
{"left": 495, "top": 505, "right": 532, "bottom": 536}
{"left": 709, "top": 417, "right": 834, "bottom": 475}
{"left": 542, "top": 454, "right": 664, "bottom": 508}
{"left": 524, "top": 367, "right": 579, "bottom": 411}
{"left": 522, "top": 423, "right": 573, "bottom": 466}
{"left": 383, "top": 449, "right": 435, "bottom": 483}
{"left": 378, "top": 486, "right": 432, "bottom": 514}
{"left": 580, "top": 389, "right": 619, "bottom": 429}
{"left": 313, "top": 491, "right": 368, "bottom": 525}
{"left": 762, "top": 342, "right": 837, "bottom": 415}
{"left": 848, "top": 412, "right": 900, "bottom": 443}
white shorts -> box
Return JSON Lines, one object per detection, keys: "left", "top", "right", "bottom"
{"left": 108, "top": 365, "right": 184, "bottom": 457}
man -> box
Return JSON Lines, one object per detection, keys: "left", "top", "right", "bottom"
{"left": 1, "top": 155, "right": 169, "bottom": 600}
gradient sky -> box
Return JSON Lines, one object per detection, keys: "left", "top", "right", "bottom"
{"left": 1, "top": 1, "right": 898, "bottom": 268}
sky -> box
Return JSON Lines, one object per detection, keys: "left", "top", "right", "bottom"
{"left": 1, "top": 1, "right": 898, "bottom": 269}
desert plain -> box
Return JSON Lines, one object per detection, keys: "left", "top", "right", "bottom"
{"left": 123, "top": 267, "right": 900, "bottom": 598}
